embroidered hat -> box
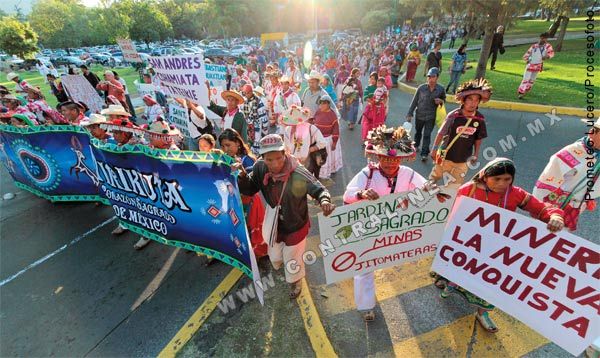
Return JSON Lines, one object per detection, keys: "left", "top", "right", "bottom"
{"left": 455, "top": 78, "right": 493, "bottom": 103}
{"left": 281, "top": 105, "right": 311, "bottom": 126}
{"left": 364, "top": 125, "right": 416, "bottom": 160}
{"left": 258, "top": 134, "right": 285, "bottom": 155}
{"left": 100, "top": 118, "right": 143, "bottom": 135}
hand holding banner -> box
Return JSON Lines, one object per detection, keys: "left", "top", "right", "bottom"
{"left": 318, "top": 188, "right": 454, "bottom": 284}
{"left": 148, "top": 55, "right": 209, "bottom": 106}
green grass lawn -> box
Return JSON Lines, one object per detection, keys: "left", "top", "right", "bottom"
{"left": 1, "top": 64, "right": 141, "bottom": 108}
{"left": 441, "top": 17, "right": 589, "bottom": 48}
{"left": 410, "top": 38, "right": 586, "bottom": 108}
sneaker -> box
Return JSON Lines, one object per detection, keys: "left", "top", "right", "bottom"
{"left": 421, "top": 155, "right": 428, "bottom": 162}
{"left": 133, "top": 237, "right": 151, "bottom": 250}
{"left": 111, "top": 225, "right": 127, "bottom": 236}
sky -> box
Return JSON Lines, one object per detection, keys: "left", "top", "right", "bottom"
{"left": 1, "top": 0, "right": 101, "bottom": 15}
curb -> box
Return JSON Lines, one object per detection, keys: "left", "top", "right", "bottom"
{"left": 396, "top": 81, "right": 599, "bottom": 118}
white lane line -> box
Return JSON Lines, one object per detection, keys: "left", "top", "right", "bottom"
{"left": 0, "top": 217, "right": 117, "bottom": 287}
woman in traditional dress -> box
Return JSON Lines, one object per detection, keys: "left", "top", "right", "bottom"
{"left": 343, "top": 125, "right": 423, "bottom": 321}
{"left": 361, "top": 89, "right": 387, "bottom": 141}
{"left": 313, "top": 96, "right": 342, "bottom": 179}
{"left": 283, "top": 105, "right": 327, "bottom": 179}
{"left": 436, "top": 158, "right": 565, "bottom": 333}
{"left": 218, "top": 128, "right": 267, "bottom": 258}
{"left": 405, "top": 43, "right": 421, "bottom": 83}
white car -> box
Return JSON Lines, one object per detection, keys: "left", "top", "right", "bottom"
{"left": 230, "top": 45, "right": 251, "bottom": 56}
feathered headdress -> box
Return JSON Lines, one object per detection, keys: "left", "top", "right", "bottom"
{"left": 455, "top": 78, "right": 493, "bottom": 103}
{"left": 365, "top": 125, "right": 416, "bottom": 160}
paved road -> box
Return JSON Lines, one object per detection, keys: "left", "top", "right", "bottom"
{"left": 1, "top": 86, "right": 597, "bottom": 357}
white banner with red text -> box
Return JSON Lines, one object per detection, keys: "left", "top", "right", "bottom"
{"left": 318, "top": 188, "right": 454, "bottom": 284}
{"left": 431, "top": 196, "right": 599, "bottom": 356}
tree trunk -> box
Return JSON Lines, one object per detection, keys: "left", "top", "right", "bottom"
{"left": 475, "top": 16, "right": 498, "bottom": 79}
{"left": 547, "top": 16, "right": 562, "bottom": 37}
{"left": 555, "top": 16, "right": 569, "bottom": 52}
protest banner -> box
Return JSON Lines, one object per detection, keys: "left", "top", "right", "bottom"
{"left": 134, "top": 80, "right": 156, "bottom": 100}
{"left": 117, "top": 39, "right": 142, "bottom": 63}
{"left": 317, "top": 188, "right": 454, "bottom": 284}
{"left": 204, "top": 63, "right": 227, "bottom": 88}
{"left": 0, "top": 125, "right": 100, "bottom": 202}
{"left": 61, "top": 75, "right": 105, "bottom": 114}
{"left": 148, "top": 55, "right": 209, "bottom": 105}
{"left": 431, "top": 196, "right": 600, "bottom": 356}
{"left": 168, "top": 102, "right": 191, "bottom": 140}
{"left": 0, "top": 124, "right": 264, "bottom": 303}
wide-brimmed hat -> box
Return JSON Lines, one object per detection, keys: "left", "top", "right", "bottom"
{"left": 282, "top": 105, "right": 311, "bottom": 126}
{"left": 258, "top": 134, "right": 285, "bottom": 155}
{"left": 221, "top": 90, "right": 245, "bottom": 104}
{"left": 304, "top": 70, "right": 323, "bottom": 82}
{"left": 100, "top": 118, "right": 143, "bottom": 134}
{"left": 143, "top": 118, "right": 181, "bottom": 141}
{"left": 10, "top": 114, "right": 35, "bottom": 126}
{"left": 581, "top": 117, "right": 600, "bottom": 130}
{"left": 365, "top": 125, "right": 416, "bottom": 160}
{"left": 142, "top": 94, "right": 157, "bottom": 105}
{"left": 81, "top": 113, "right": 107, "bottom": 127}
{"left": 279, "top": 75, "right": 291, "bottom": 84}
{"left": 455, "top": 78, "right": 493, "bottom": 103}
{"left": 100, "top": 104, "right": 131, "bottom": 117}
{"left": 1, "top": 94, "right": 20, "bottom": 103}
{"left": 253, "top": 86, "right": 265, "bottom": 97}
{"left": 6, "top": 72, "right": 18, "bottom": 81}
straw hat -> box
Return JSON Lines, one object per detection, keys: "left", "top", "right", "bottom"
{"left": 144, "top": 118, "right": 181, "bottom": 138}
{"left": 100, "top": 118, "right": 143, "bottom": 134}
{"left": 253, "top": 86, "right": 266, "bottom": 97}
{"left": 279, "top": 75, "right": 291, "bottom": 84}
{"left": 221, "top": 90, "right": 245, "bottom": 104}
{"left": 6, "top": 72, "right": 18, "bottom": 81}
{"left": 101, "top": 104, "right": 131, "bottom": 117}
{"left": 304, "top": 70, "right": 323, "bottom": 82}
{"left": 281, "top": 105, "right": 311, "bottom": 126}
{"left": 81, "top": 113, "right": 107, "bottom": 127}
{"left": 581, "top": 117, "right": 600, "bottom": 130}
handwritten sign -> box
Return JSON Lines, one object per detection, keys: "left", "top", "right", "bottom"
{"left": 148, "top": 55, "right": 208, "bottom": 106}
{"left": 318, "top": 189, "right": 454, "bottom": 284}
{"left": 61, "top": 75, "right": 104, "bottom": 114}
{"left": 117, "top": 39, "right": 142, "bottom": 63}
{"left": 168, "top": 102, "right": 191, "bottom": 140}
{"left": 431, "top": 196, "right": 600, "bottom": 356}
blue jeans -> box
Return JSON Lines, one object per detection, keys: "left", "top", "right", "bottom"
{"left": 343, "top": 100, "right": 359, "bottom": 124}
{"left": 447, "top": 71, "right": 462, "bottom": 93}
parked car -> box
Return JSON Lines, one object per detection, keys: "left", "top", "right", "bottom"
{"left": 230, "top": 45, "right": 251, "bottom": 56}
{"left": 204, "top": 48, "right": 232, "bottom": 58}
{"left": 52, "top": 56, "right": 87, "bottom": 67}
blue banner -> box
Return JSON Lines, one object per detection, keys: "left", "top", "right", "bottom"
{"left": 0, "top": 125, "right": 259, "bottom": 278}
{"left": 0, "top": 125, "right": 100, "bottom": 201}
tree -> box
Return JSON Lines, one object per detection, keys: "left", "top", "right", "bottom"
{"left": 538, "top": 0, "right": 587, "bottom": 52}
{"left": 128, "top": 1, "right": 173, "bottom": 47}
{"left": 29, "top": 0, "right": 89, "bottom": 49}
{"left": 0, "top": 17, "right": 38, "bottom": 59}
{"left": 361, "top": 10, "right": 390, "bottom": 33}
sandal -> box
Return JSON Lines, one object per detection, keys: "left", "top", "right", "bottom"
{"left": 289, "top": 281, "right": 302, "bottom": 299}
{"left": 362, "top": 310, "right": 375, "bottom": 322}
{"left": 475, "top": 311, "right": 498, "bottom": 333}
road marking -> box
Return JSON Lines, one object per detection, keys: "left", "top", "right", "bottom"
{"left": 0, "top": 216, "right": 116, "bottom": 287}
{"left": 470, "top": 310, "right": 548, "bottom": 356}
{"left": 392, "top": 314, "right": 475, "bottom": 357}
{"left": 297, "top": 278, "right": 338, "bottom": 358}
{"left": 158, "top": 268, "right": 243, "bottom": 358}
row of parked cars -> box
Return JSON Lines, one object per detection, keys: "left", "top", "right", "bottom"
{"left": 1, "top": 37, "right": 264, "bottom": 72}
